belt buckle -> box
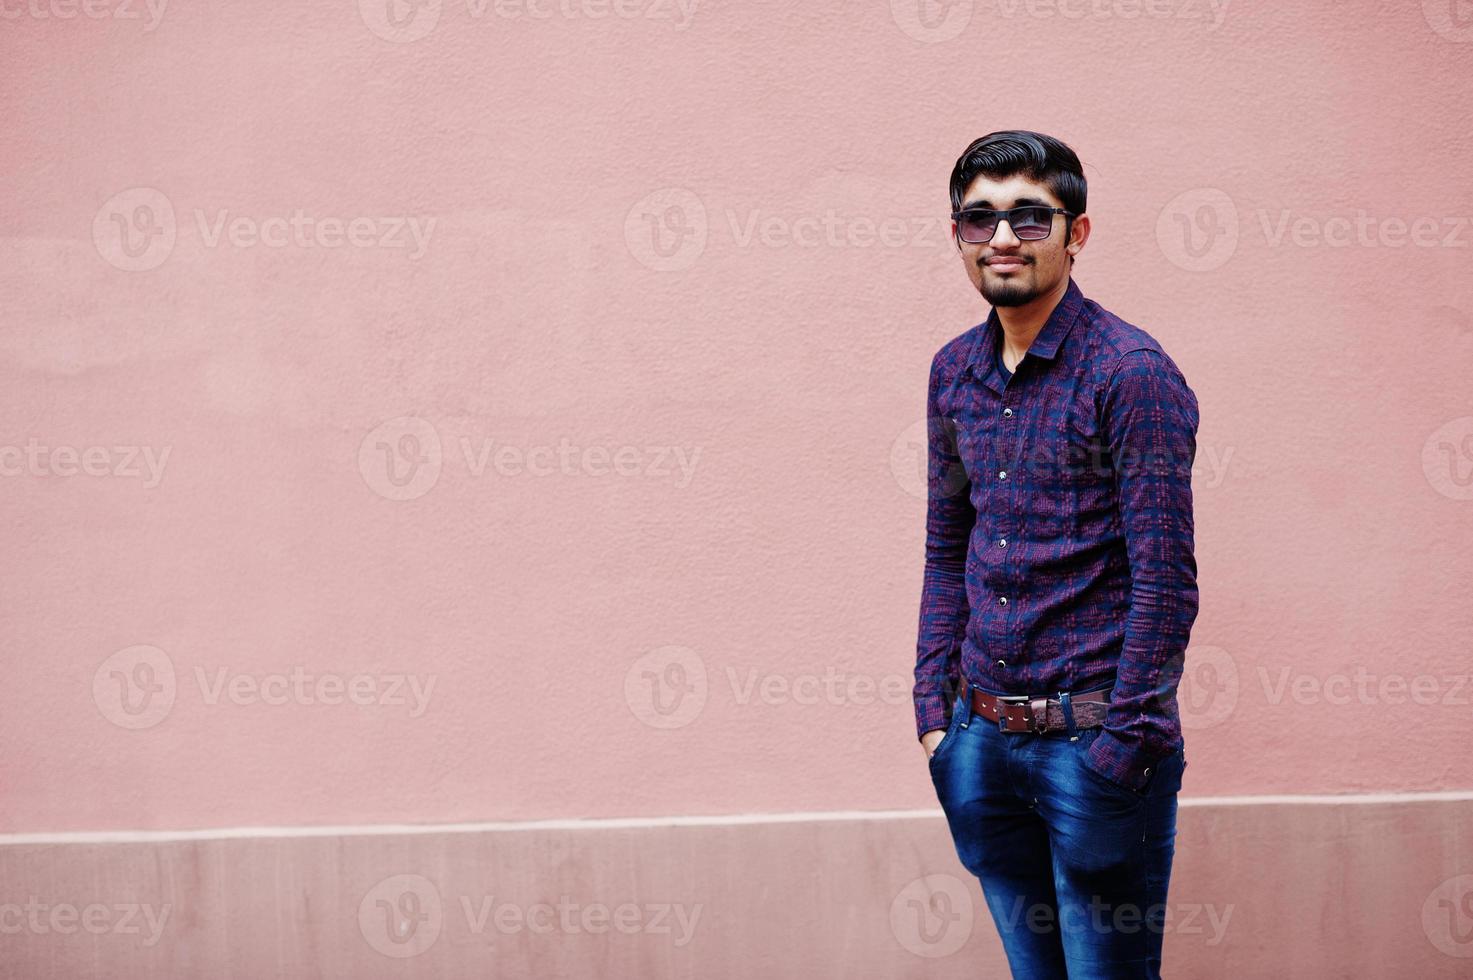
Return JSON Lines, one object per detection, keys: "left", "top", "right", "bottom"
{"left": 995, "top": 692, "right": 1031, "bottom": 730}
{"left": 1029, "top": 696, "right": 1050, "bottom": 733}
{"left": 998, "top": 695, "right": 1050, "bottom": 733}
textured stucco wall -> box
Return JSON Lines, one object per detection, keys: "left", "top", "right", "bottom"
{"left": 4, "top": 799, "right": 1473, "bottom": 978}
{"left": 1, "top": 1, "right": 1471, "bottom": 837}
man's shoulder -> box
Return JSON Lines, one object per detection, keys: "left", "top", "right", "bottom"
{"left": 1080, "top": 298, "right": 1189, "bottom": 385}
{"left": 1080, "top": 299, "right": 1199, "bottom": 428}
{"left": 1082, "top": 298, "right": 1168, "bottom": 361}
{"left": 930, "top": 322, "right": 984, "bottom": 379}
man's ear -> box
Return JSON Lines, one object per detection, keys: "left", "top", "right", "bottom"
{"left": 1065, "top": 212, "right": 1091, "bottom": 258}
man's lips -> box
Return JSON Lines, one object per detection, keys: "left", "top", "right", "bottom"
{"left": 985, "top": 257, "right": 1028, "bottom": 272}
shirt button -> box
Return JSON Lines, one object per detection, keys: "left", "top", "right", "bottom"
{"left": 1144, "top": 768, "right": 1152, "bottom": 777}
{"left": 995, "top": 659, "right": 1007, "bottom": 668}
{"left": 998, "top": 596, "right": 1007, "bottom": 605}
{"left": 998, "top": 470, "right": 1007, "bottom": 480}
{"left": 1002, "top": 408, "right": 1013, "bottom": 418}
{"left": 998, "top": 537, "right": 1007, "bottom": 548}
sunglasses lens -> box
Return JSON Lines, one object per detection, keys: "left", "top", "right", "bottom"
{"left": 958, "top": 212, "right": 997, "bottom": 243}
{"left": 1011, "top": 207, "right": 1054, "bottom": 240}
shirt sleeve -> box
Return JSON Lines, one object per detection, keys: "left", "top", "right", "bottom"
{"left": 1084, "top": 348, "right": 1201, "bottom": 790}
{"left": 914, "top": 353, "right": 975, "bottom": 739}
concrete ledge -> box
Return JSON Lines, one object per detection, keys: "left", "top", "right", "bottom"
{"left": 2, "top": 795, "right": 1470, "bottom": 978}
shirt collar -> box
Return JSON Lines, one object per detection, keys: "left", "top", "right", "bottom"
{"left": 965, "top": 275, "right": 1086, "bottom": 384}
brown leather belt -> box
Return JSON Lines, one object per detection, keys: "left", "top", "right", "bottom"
{"left": 969, "top": 681, "right": 1111, "bottom": 734}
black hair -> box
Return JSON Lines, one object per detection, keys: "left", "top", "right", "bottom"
{"left": 949, "top": 130, "right": 1086, "bottom": 262}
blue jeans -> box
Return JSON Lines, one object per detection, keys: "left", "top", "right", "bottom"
{"left": 928, "top": 682, "right": 1187, "bottom": 979}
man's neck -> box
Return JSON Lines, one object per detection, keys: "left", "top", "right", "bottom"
{"left": 996, "top": 275, "right": 1070, "bottom": 366}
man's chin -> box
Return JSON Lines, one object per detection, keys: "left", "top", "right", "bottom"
{"left": 979, "top": 264, "right": 1061, "bottom": 307}
{"left": 980, "top": 282, "right": 1037, "bottom": 307}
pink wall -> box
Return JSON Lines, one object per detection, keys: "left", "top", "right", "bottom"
{"left": 2, "top": 0, "right": 1471, "bottom": 838}
{"left": 5, "top": 801, "right": 1473, "bottom": 978}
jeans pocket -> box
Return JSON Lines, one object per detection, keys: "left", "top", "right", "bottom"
{"left": 1072, "top": 731, "right": 1148, "bottom": 802}
{"left": 928, "top": 695, "right": 970, "bottom": 769}
{"left": 1141, "top": 748, "right": 1187, "bottom": 799}
{"left": 1079, "top": 756, "right": 1144, "bottom": 799}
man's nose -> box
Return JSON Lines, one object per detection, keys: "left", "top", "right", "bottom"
{"left": 990, "top": 218, "right": 1021, "bottom": 248}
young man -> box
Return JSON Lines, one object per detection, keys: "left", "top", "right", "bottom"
{"left": 915, "top": 130, "right": 1201, "bottom": 978}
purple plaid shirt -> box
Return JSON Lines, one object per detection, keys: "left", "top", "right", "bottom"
{"left": 914, "top": 276, "right": 1200, "bottom": 792}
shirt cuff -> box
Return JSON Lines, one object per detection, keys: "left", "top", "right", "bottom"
{"left": 1083, "top": 728, "right": 1160, "bottom": 793}
{"left": 914, "top": 694, "right": 951, "bottom": 741}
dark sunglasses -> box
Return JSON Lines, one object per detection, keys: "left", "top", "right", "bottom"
{"left": 950, "top": 205, "right": 1077, "bottom": 244}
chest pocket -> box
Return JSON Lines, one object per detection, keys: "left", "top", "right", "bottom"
{"left": 1058, "top": 413, "right": 1110, "bottom": 485}
{"left": 946, "top": 408, "right": 995, "bottom": 487}
{"left": 1022, "top": 391, "right": 1111, "bottom": 493}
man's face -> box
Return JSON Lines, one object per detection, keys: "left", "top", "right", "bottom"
{"left": 952, "top": 173, "right": 1085, "bottom": 308}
